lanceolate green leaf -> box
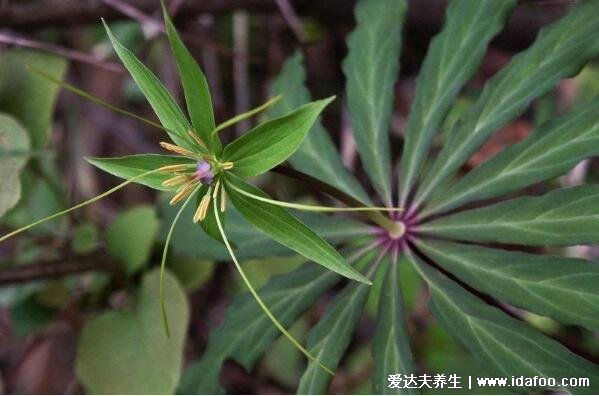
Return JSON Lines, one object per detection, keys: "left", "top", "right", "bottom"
{"left": 416, "top": 239, "right": 599, "bottom": 330}
{"left": 342, "top": 0, "right": 406, "bottom": 204}
{"left": 421, "top": 185, "right": 599, "bottom": 246}
{"left": 372, "top": 255, "right": 416, "bottom": 395}
{"left": 270, "top": 51, "right": 371, "bottom": 205}
{"left": 398, "top": 0, "right": 517, "bottom": 205}
{"left": 298, "top": 252, "right": 382, "bottom": 394}
{"left": 424, "top": 97, "right": 599, "bottom": 215}
{"left": 159, "top": 194, "right": 368, "bottom": 261}
{"left": 415, "top": 0, "right": 599, "bottom": 205}
{"left": 86, "top": 154, "right": 195, "bottom": 191}
{"left": 177, "top": 260, "right": 348, "bottom": 394}
{"left": 225, "top": 176, "right": 371, "bottom": 284}
{"left": 223, "top": 97, "right": 334, "bottom": 178}
{"left": 161, "top": 4, "right": 219, "bottom": 152}
{"left": 103, "top": 21, "right": 194, "bottom": 150}
{"left": 409, "top": 254, "right": 599, "bottom": 394}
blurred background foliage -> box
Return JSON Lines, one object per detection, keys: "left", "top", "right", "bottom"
{"left": 0, "top": 0, "right": 598, "bottom": 393}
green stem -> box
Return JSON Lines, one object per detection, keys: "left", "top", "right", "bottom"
{"left": 227, "top": 182, "right": 401, "bottom": 213}
{"left": 159, "top": 186, "right": 200, "bottom": 337}
{"left": 271, "top": 165, "right": 400, "bottom": 232}
{"left": 212, "top": 199, "right": 335, "bottom": 376}
{"left": 368, "top": 211, "right": 403, "bottom": 236}
{"left": 212, "top": 95, "right": 282, "bottom": 136}
{"left": 0, "top": 168, "right": 163, "bottom": 243}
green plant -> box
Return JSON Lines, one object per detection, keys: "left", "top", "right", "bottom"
{"left": 1, "top": 0, "right": 397, "bottom": 378}
{"left": 179, "top": 0, "right": 599, "bottom": 393}
{"left": 2, "top": 0, "right": 599, "bottom": 394}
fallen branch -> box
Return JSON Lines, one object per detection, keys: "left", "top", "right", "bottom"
{"left": 0, "top": 251, "right": 117, "bottom": 285}
{"left": 0, "top": 32, "right": 122, "bottom": 73}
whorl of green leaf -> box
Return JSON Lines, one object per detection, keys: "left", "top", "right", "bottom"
{"left": 409, "top": 255, "right": 599, "bottom": 394}
{"left": 372, "top": 255, "right": 416, "bottom": 394}
{"left": 424, "top": 96, "right": 599, "bottom": 215}
{"left": 416, "top": 239, "right": 599, "bottom": 330}
{"left": 342, "top": 0, "right": 407, "bottom": 204}
{"left": 415, "top": 0, "right": 599, "bottom": 206}
{"left": 270, "top": 51, "right": 372, "bottom": 205}
{"left": 178, "top": 249, "right": 370, "bottom": 394}
{"left": 298, "top": 250, "right": 383, "bottom": 394}
{"left": 398, "top": 0, "right": 517, "bottom": 205}
{"left": 421, "top": 185, "right": 599, "bottom": 247}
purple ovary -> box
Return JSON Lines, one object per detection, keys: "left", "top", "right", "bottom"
{"left": 196, "top": 161, "right": 214, "bottom": 184}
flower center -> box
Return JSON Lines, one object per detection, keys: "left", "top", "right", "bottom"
{"left": 195, "top": 160, "right": 214, "bottom": 184}
{"left": 388, "top": 221, "right": 406, "bottom": 240}
{"left": 373, "top": 205, "right": 421, "bottom": 253}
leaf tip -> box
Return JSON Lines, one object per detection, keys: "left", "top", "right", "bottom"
{"left": 352, "top": 272, "right": 372, "bottom": 285}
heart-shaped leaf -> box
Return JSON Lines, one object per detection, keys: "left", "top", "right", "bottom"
{"left": 76, "top": 269, "right": 189, "bottom": 394}
{"left": 0, "top": 113, "right": 30, "bottom": 218}
{"left": 106, "top": 206, "right": 160, "bottom": 274}
{"left": 0, "top": 49, "right": 67, "bottom": 149}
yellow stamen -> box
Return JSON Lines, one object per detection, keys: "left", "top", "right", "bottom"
{"left": 170, "top": 182, "right": 196, "bottom": 205}
{"left": 220, "top": 190, "right": 227, "bottom": 213}
{"left": 162, "top": 175, "right": 190, "bottom": 187}
{"left": 187, "top": 130, "right": 207, "bottom": 149}
{"left": 212, "top": 179, "right": 221, "bottom": 199}
{"left": 158, "top": 164, "right": 192, "bottom": 173}
{"left": 160, "top": 141, "right": 194, "bottom": 157}
{"left": 199, "top": 197, "right": 211, "bottom": 221}
{"left": 222, "top": 162, "right": 234, "bottom": 170}
{"left": 193, "top": 187, "right": 213, "bottom": 223}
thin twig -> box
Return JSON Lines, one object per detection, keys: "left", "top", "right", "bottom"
{"left": 166, "top": 0, "right": 186, "bottom": 16}
{"left": 341, "top": 106, "right": 358, "bottom": 169}
{"left": 100, "top": 0, "right": 243, "bottom": 60}
{"left": 0, "top": 32, "right": 122, "bottom": 73}
{"left": 233, "top": 10, "right": 251, "bottom": 135}
{"left": 101, "top": 0, "right": 162, "bottom": 38}
{"left": 274, "top": 0, "right": 306, "bottom": 43}
{"left": 198, "top": 15, "right": 225, "bottom": 115}
{"left": 0, "top": 251, "right": 117, "bottom": 285}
